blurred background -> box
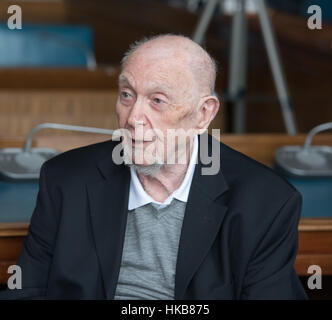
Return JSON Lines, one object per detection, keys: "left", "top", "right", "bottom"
{"left": 0, "top": 0, "right": 331, "bottom": 299}
{"left": 0, "top": 0, "right": 331, "bottom": 136}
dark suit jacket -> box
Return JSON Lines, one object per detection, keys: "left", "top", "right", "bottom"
{"left": 0, "top": 135, "right": 307, "bottom": 299}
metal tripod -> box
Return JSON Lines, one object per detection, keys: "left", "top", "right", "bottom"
{"left": 192, "top": 0, "right": 297, "bottom": 134}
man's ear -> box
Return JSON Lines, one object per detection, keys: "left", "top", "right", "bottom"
{"left": 196, "top": 96, "right": 220, "bottom": 134}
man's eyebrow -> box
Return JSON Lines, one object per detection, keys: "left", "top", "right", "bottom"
{"left": 118, "top": 74, "right": 134, "bottom": 88}
{"left": 118, "top": 75, "right": 173, "bottom": 97}
{"left": 148, "top": 83, "right": 173, "bottom": 96}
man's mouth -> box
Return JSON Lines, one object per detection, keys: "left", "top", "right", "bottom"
{"left": 131, "top": 137, "right": 155, "bottom": 147}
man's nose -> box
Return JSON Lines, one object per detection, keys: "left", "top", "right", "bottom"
{"left": 127, "top": 97, "right": 147, "bottom": 128}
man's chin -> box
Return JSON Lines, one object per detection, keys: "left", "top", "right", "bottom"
{"left": 122, "top": 148, "right": 164, "bottom": 176}
{"left": 126, "top": 162, "right": 164, "bottom": 177}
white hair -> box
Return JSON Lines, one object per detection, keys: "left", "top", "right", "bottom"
{"left": 122, "top": 142, "right": 164, "bottom": 177}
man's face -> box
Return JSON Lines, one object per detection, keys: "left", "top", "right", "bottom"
{"left": 116, "top": 48, "right": 199, "bottom": 167}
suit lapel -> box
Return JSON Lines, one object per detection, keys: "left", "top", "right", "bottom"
{"left": 174, "top": 190, "right": 228, "bottom": 299}
{"left": 86, "top": 148, "right": 130, "bottom": 300}
{"left": 174, "top": 135, "right": 229, "bottom": 299}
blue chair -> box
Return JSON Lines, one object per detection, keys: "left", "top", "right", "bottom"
{"left": 0, "top": 24, "right": 95, "bottom": 68}
{"left": 286, "top": 177, "right": 332, "bottom": 218}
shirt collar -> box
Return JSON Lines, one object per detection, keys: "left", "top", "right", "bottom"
{"left": 128, "top": 135, "right": 198, "bottom": 210}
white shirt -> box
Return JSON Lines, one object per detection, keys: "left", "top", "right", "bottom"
{"left": 128, "top": 135, "right": 198, "bottom": 210}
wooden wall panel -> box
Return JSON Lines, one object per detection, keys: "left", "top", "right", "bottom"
{"left": 0, "top": 67, "right": 120, "bottom": 90}
{"left": 0, "top": 90, "right": 119, "bottom": 138}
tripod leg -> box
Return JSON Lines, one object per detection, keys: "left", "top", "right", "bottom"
{"left": 192, "top": 0, "right": 220, "bottom": 45}
{"left": 228, "top": 0, "right": 248, "bottom": 133}
{"left": 255, "top": 0, "right": 297, "bottom": 134}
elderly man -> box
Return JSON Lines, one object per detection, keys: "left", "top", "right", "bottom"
{"left": 0, "top": 34, "right": 306, "bottom": 300}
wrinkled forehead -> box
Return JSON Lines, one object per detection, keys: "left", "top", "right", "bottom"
{"left": 127, "top": 43, "right": 192, "bottom": 68}
{"left": 121, "top": 47, "right": 196, "bottom": 93}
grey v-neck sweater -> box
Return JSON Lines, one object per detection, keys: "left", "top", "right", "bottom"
{"left": 114, "top": 199, "right": 187, "bottom": 300}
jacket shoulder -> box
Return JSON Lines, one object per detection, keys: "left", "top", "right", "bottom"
{"left": 42, "top": 138, "right": 118, "bottom": 181}
{"left": 219, "top": 139, "right": 298, "bottom": 199}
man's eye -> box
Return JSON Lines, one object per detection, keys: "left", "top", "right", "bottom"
{"left": 153, "top": 98, "right": 164, "bottom": 104}
{"left": 121, "top": 91, "right": 131, "bottom": 99}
